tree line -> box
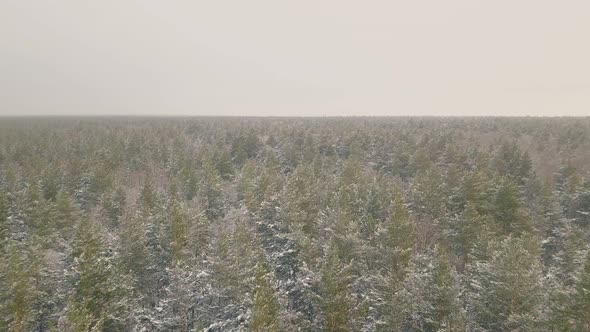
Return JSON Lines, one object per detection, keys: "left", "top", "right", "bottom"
{"left": 1, "top": 116, "right": 590, "bottom": 331}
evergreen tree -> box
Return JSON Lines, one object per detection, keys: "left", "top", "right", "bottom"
{"left": 412, "top": 168, "right": 448, "bottom": 221}
{"left": 119, "top": 212, "right": 150, "bottom": 294}
{"left": 168, "top": 201, "right": 190, "bottom": 262}
{"left": 469, "top": 236, "right": 545, "bottom": 331}
{"left": 101, "top": 187, "right": 125, "bottom": 227}
{"left": 1, "top": 116, "right": 590, "bottom": 331}
{"left": 426, "top": 247, "right": 466, "bottom": 332}
{"left": 54, "top": 190, "right": 78, "bottom": 239}
{"left": 285, "top": 164, "right": 321, "bottom": 236}
{"left": 570, "top": 254, "right": 590, "bottom": 331}
{"left": 139, "top": 180, "right": 158, "bottom": 216}
{"left": 382, "top": 248, "right": 465, "bottom": 332}
{"left": 64, "top": 217, "right": 130, "bottom": 331}
{"left": 200, "top": 156, "right": 224, "bottom": 221}
{"left": 320, "top": 244, "right": 352, "bottom": 332}
{"left": 157, "top": 263, "right": 197, "bottom": 332}
{"left": 0, "top": 189, "right": 8, "bottom": 252}
{"left": 1, "top": 241, "right": 40, "bottom": 332}
{"left": 251, "top": 260, "right": 280, "bottom": 332}
{"left": 571, "top": 185, "right": 590, "bottom": 227}
{"left": 378, "top": 190, "right": 416, "bottom": 278}
{"left": 452, "top": 203, "right": 490, "bottom": 268}
{"left": 492, "top": 177, "right": 531, "bottom": 235}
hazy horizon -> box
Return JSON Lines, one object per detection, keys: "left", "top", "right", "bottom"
{"left": 1, "top": 114, "right": 588, "bottom": 118}
{"left": 2, "top": 1, "right": 589, "bottom": 117}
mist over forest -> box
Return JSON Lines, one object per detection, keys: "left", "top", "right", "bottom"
{"left": 1, "top": 117, "right": 590, "bottom": 331}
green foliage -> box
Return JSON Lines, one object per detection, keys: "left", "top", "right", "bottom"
{"left": 251, "top": 260, "right": 280, "bottom": 332}
{"left": 378, "top": 190, "right": 416, "bottom": 278}
{"left": 211, "top": 212, "right": 260, "bottom": 301}
{"left": 119, "top": 213, "right": 149, "bottom": 286}
{"left": 320, "top": 244, "right": 352, "bottom": 332}
{"left": 570, "top": 254, "right": 590, "bottom": 331}
{"left": 200, "top": 156, "right": 225, "bottom": 221}
{"left": 382, "top": 247, "right": 465, "bottom": 332}
{"left": 0, "top": 189, "right": 8, "bottom": 251}
{"left": 452, "top": 203, "right": 488, "bottom": 267}
{"left": 101, "top": 188, "right": 125, "bottom": 226}
{"left": 1, "top": 241, "right": 40, "bottom": 332}
{"left": 168, "top": 201, "right": 190, "bottom": 261}
{"left": 0, "top": 117, "right": 589, "bottom": 331}
{"left": 427, "top": 247, "right": 466, "bottom": 331}
{"left": 412, "top": 168, "right": 448, "bottom": 220}
{"left": 285, "top": 164, "right": 322, "bottom": 236}
{"left": 469, "top": 236, "right": 545, "bottom": 331}
{"left": 139, "top": 181, "right": 158, "bottom": 215}
{"left": 65, "top": 217, "right": 130, "bottom": 331}
{"left": 492, "top": 177, "right": 531, "bottom": 235}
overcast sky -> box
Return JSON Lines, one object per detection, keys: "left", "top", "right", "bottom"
{"left": 1, "top": 1, "right": 589, "bottom": 116}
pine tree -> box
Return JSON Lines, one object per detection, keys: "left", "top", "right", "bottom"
{"left": 452, "top": 203, "right": 490, "bottom": 268}
{"left": 320, "top": 244, "right": 352, "bottom": 332}
{"left": 381, "top": 255, "right": 427, "bottom": 331}
{"left": 571, "top": 184, "right": 590, "bottom": 227}
{"left": 378, "top": 190, "right": 416, "bottom": 278}
{"left": 1, "top": 241, "right": 40, "bottom": 332}
{"left": 0, "top": 189, "right": 8, "bottom": 252}
{"left": 188, "top": 210, "right": 210, "bottom": 259}
{"left": 555, "top": 163, "right": 580, "bottom": 218}
{"left": 412, "top": 168, "right": 448, "bottom": 221}
{"left": 64, "top": 217, "right": 130, "bottom": 331}
{"left": 469, "top": 236, "right": 545, "bottom": 331}
{"left": 157, "top": 263, "right": 197, "bottom": 332}
{"left": 210, "top": 211, "right": 259, "bottom": 302}
{"left": 426, "top": 247, "right": 466, "bottom": 332}
{"left": 139, "top": 180, "right": 158, "bottom": 216}
{"left": 214, "top": 148, "right": 234, "bottom": 181}
{"left": 461, "top": 170, "right": 490, "bottom": 214}
{"left": 180, "top": 161, "right": 199, "bottom": 201}
{"left": 54, "top": 190, "right": 78, "bottom": 239}
{"left": 119, "top": 212, "right": 149, "bottom": 288}
{"left": 101, "top": 187, "right": 125, "bottom": 226}
{"left": 570, "top": 254, "right": 590, "bottom": 331}
{"left": 168, "top": 201, "right": 189, "bottom": 262}
{"left": 237, "top": 160, "right": 259, "bottom": 211}
{"left": 251, "top": 260, "right": 280, "bottom": 332}
{"left": 200, "top": 156, "right": 224, "bottom": 221}
{"left": 492, "top": 177, "right": 531, "bottom": 235}
{"left": 285, "top": 164, "right": 321, "bottom": 236}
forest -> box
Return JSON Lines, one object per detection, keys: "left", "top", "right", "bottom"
{"left": 1, "top": 116, "right": 590, "bottom": 331}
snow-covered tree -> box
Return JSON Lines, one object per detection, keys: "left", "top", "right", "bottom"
{"left": 251, "top": 260, "right": 280, "bottom": 332}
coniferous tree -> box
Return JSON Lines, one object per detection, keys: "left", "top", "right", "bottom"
{"left": 54, "top": 190, "right": 78, "bottom": 240}
{"left": 378, "top": 190, "right": 416, "bottom": 278}
{"left": 1, "top": 241, "right": 40, "bottom": 332}
{"left": 0, "top": 116, "right": 589, "bottom": 331}
{"left": 200, "top": 156, "right": 224, "bottom": 221}
{"left": 168, "top": 201, "right": 190, "bottom": 262}
{"left": 320, "top": 244, "right": 352, "bottom": 332}
{"left": 157, "top": 263, "right": 197, "bottom": 332}
{"left": 452, "top": 202, "right": 490, "bottom": 268}
{"left": 0, "top": 189, "right": 8, "bottom": 252}
{"left": 64, "top": 217, "right": 130, "bottom": 331}
{"left": 570, "top": 254, "right": 590, "bottom": 331}
{"left": 251, "top": 260, "right": 280, "bottom": 332}
{"left": 469, "top": 236, "right": 545, "bottom": 331}
{"left": 427, "top": 247, "right": 466, "bottom": 332}
{"left": 492, "top": 177, "right": 531, "bottom": 235}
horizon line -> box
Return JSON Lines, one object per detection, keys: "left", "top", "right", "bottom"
{"left": 0, "top": 114, "right": 588, "bottom": 118}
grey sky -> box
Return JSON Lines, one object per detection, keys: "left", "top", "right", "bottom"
{"left": 1, "top": 1, "right": 589, "bottom": 116}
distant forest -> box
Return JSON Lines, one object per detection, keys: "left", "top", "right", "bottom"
{"left": 1, "top": 117, "right": 590, "bottom": 331}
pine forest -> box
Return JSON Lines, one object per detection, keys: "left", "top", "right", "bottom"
{"left": 1, "top": 116, "right": 590, "bottom": 331}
